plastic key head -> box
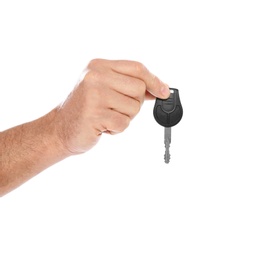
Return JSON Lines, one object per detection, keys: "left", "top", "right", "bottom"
{"left": 153, "top": 88, "right": 183, "bottom": 127}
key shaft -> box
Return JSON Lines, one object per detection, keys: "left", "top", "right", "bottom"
{"left": 164, "top": 127, "right": 171, "bottom": 144}
{"left": 164, "top": 127, "right": 171, "bottom": 163}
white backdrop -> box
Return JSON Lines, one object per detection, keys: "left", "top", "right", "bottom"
{"left": 1, "top": 0, "right": 277, "bottom": 259}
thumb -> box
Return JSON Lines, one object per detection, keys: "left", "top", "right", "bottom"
{"left": 145, "top": 82, "right": 170, "bottom": 100}
{"left": 145, "top": 73, "right": 171, "bottom": 100}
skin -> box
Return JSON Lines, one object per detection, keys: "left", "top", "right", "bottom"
{"left": 0, "top": 59, "right": 170, "bottom": 197}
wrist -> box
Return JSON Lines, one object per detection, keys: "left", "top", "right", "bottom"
{"left": 42, "top": 107, "right": 74, "bottom": 159}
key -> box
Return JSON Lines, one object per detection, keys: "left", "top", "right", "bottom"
{"left": 153, "top": 88, "right": 183, "bottom": 163}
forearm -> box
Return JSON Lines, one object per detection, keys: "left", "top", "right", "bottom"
{"left": 0, "top": 108, "right": 69, "bottom": 197}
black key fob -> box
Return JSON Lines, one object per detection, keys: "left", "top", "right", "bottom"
{"left": 153, "top": 88, "right": 183, "bottom": 127}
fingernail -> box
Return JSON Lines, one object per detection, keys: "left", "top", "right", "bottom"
{"left": 161, "top": 84, "right": 170, "bottom": 98}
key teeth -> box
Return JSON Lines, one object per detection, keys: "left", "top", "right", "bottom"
{"left": 164, "top": 153, "right": 171, "bottom": 164}
{"left": 164, "top": 140, "right": 171, "bottom": 163}
{"left": 164, "top": 141, "right": 170, "bottom": 149}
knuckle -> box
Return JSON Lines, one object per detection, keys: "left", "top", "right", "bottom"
{"left": 83, "top": 69, "right": 103, "bottom": 86}
{"left": 139, "top": 84, "right": 147, "bottom": 98}
{"left": 137, "top": 81, "right": 147, "bottom": 95}
{"left": 132, "top": 81, "right": 146, "bottom": 101}
{"left": 113, "top": 115, "right": 130, "bottom": 133}
{"left": 134, "top": 61, "right": 147, "bottom": 75}
{"left": 132, "top": 101, "right": 141, "bottom": 117}
{"left": 87, "top": 58, "right": 104, "bottom": 69}
{"left": 121, "top": 116, "right": 131, "bottom": 130}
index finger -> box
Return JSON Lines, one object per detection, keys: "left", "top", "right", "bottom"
{"left": 108, "top": 60, "right": 171, "bottom": 99}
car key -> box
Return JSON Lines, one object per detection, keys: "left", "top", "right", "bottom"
{"left": 153, "top": 88, "right": 183, "bottom": 163}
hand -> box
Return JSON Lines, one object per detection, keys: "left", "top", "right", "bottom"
{"left": 54, "top": 59, "right": 170, "bottom": 155}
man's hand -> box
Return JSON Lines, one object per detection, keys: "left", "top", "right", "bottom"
{"left": 0, "top": 59, "right": 169, "bottom": 196}
{"left": 54, "top": 59, "right": 170, "bottom": 155}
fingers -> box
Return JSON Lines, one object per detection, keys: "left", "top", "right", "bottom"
{"left": 99, "top": 109, "right": 131, "bottom": 135}
{"left": 85, "top": 67, "right": 146, "bottom": 104}
{"left": 104, "top": 89, "right": 141, "bottom": 120}
{"left": 88, "top": 59, "right": 170, "bottom": 100}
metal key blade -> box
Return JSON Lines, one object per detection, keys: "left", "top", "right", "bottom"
{"left": 164, "top": 127, "right": 171, "bottom": 163}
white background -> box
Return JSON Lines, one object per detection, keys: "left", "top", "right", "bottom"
{"left": 1, "top": 0, "right": 277, "bottom": 259}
